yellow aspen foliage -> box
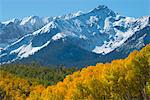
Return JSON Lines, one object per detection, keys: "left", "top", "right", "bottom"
{"left": 0, "top": 44, "right": 150, "bottom": 99}
{"left": 0, "top": 70, "right": 37, "bottom": 99}
{"left": 29, "top": 44, "right": 150, "bottom": 100}
{"left": 28, "top": 85, "right": 45, "bottom": 100}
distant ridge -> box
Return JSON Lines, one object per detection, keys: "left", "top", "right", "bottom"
{"left": 0, "top": 5, "right": 149, "bottom": 67}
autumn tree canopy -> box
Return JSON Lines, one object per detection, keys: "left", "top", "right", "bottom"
{"left": 0, "top": 44, "right": 150, "bottom": 100}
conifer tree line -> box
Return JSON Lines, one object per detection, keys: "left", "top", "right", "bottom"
{"left": 0, "top": 44, "right": 150, "bottom": 100}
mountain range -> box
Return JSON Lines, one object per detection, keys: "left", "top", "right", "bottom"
{"left": 0, "top": 5, "right": 150, "bottom": 67}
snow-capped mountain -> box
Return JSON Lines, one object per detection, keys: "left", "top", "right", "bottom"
{"left": 0, "top": 16, "right": 53, "bottom": 48}
{"left": 0, "top": 5, "right": 150, "bottom": 67}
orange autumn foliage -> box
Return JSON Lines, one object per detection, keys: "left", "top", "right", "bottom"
{"left": 28, "top": 44, "right": 150, "bottom": 100}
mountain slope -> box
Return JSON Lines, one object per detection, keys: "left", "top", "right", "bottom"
{"left": 0, "top": 5, "right": 149, "bottom": 67}
{"left": 29, "top": 44, "right": 150, "bottom": 99}
{"left": 1, "top": 44, "right": 149, "bottom": 99}
{"left": 0, "top": 16, "right": 52, "bottom": 48}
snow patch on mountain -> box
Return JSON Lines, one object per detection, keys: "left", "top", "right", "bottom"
{"left": 10, "top": 40, "right": 51, "bottom": 59}
{"left": 92, "top": 16, "right": 149, "bottom": 54}
{"left": 52, "top": 33, "right": 66, "bottom": 40}
{"left": 2, "top": 18, "right": 20, "bottom": 25}
{"left": 0, "top": 5, "right": 149, "bottom": 66}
